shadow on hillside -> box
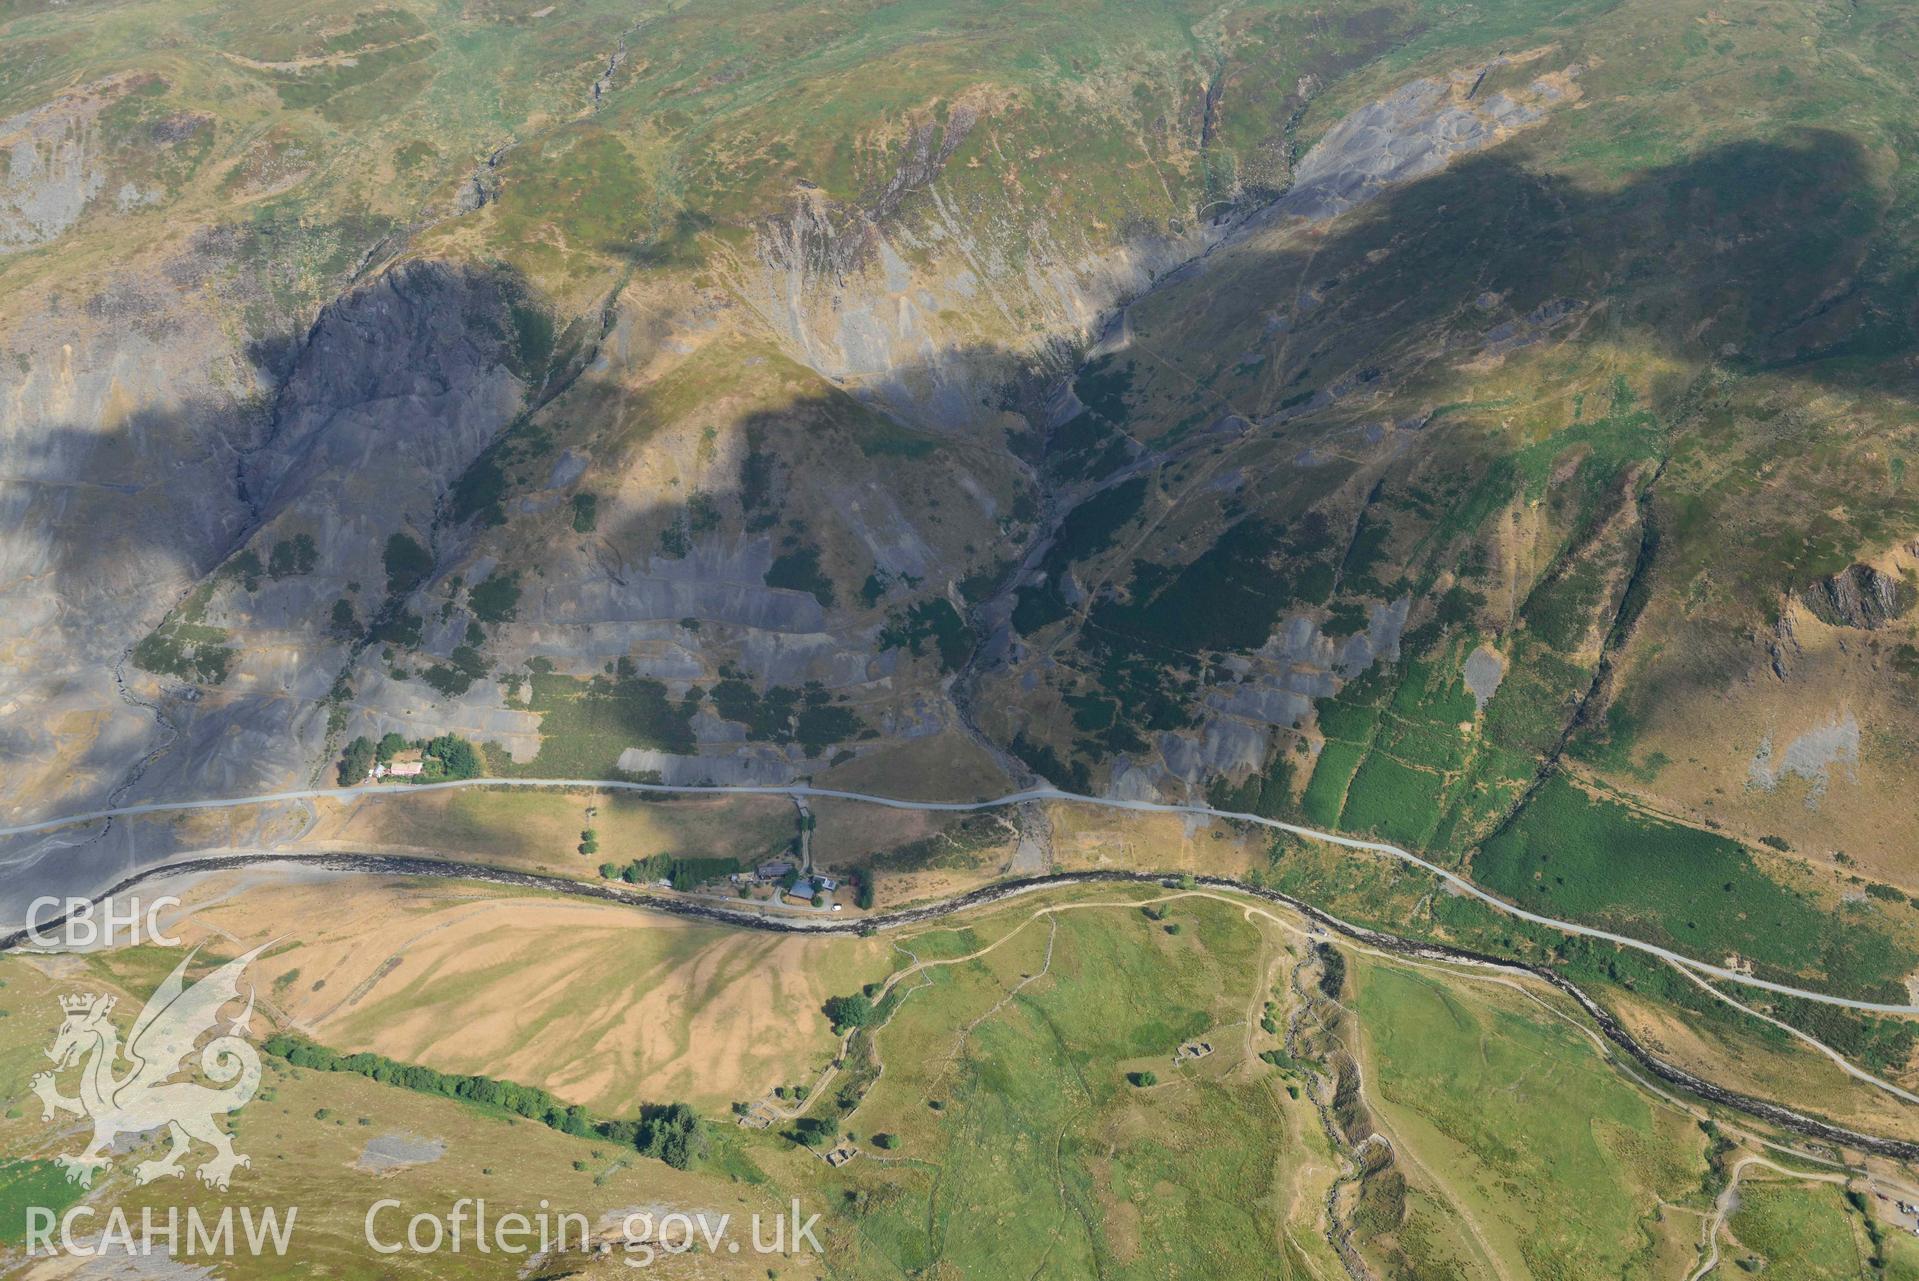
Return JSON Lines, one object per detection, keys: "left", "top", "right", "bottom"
{"left": 2, "top": 125, "right": 1914, "bottom": 919}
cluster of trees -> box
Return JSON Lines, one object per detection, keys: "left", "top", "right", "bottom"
{"left": 467, "top": 572, "right": 520, "bottom": 624}
{"left": 1315, "top": 943, "right": 1346, "bottom": 999}
{"left": 596, "top": 853, "right": 741, "bottom": 891}
{"left": 786, "top": 1116, "right": 836, "bottom": 1148}
{"left": 268, "top": 534, "right": 319, "bottom": 579}
{"left": 262, "top": 1036, "right": 707, "bottom": 1169}
{"left": 604, "top": 1102, "right": 709, "bottom": 1170}
{"left": 822, "top": 993, "right": 875, "bottom": 1033}
{"left": 383, "top": 533, "right": 433, "bottom": 596}
{"left": 420, "top": 734, "right": 481, "bottom": 779}
{"left": 266, "top": 1035, "right": 578, "bottom": 1122}
{"left": 336, "top": 732, "right": 482, "bottom": 785}
{"left": 338, "top": 737, "right": 379, "bottom": 784}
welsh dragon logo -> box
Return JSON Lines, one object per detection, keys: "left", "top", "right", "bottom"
{"left": 32, "top": 944, "right": 267, "bottom": 1191}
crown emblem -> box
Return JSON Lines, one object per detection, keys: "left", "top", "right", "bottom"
{"left": 58, "top": 993, "right": 111, "bottom": 1016}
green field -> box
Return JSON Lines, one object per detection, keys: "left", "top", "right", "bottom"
{"left": 1339, "top": 753, "right": 1444, "bottom": 848}
{"left": 1350, "top": 960, "right": 1710, "bottom": 1281}
{"left": 731, "top": 887, "right": 1772, "bottom": 1279}
{"left": 0, "top": 1161, "right": 84, "bottom": 1246}
{"left": 1301, "top": 740, "right": 1366, "bottom": 827}
{"left": 1475, "top": 775, "right": 1916, "bottom": 998}
{"left": 1294, "top": 640, "right": 1495, "bottom": 851}
{"left": 1724, "top": 1180, "right": 1875, "bottom": 1281}
{"left": 817, "top": 897, "right": 1298, "bottom": 1278}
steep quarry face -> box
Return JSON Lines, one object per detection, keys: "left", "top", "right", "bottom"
{"left": 244, "top": 262, "right": 530, "bottom": 529}
{"left": 378, "top": 305, "right": 1025, "bottom": 789}
{"left": 1252, "top": 61, "right": 1577, "bottom": 226}
{"left": 0, "top": 251, "right": 539, "bottom": 822}
{"left": 727, "top": 62, "right": 1579, "bottom": 434}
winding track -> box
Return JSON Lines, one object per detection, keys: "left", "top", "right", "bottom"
{"left": 4, "top": 775, "right": 1914, "bottom": 1014}
{"left": 8, "top": 847, "right": 1919, "bottom": 1162}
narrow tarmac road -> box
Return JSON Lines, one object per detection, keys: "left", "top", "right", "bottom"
{"left": 3, "top": 775, "right": 1913, "bottom": 1014}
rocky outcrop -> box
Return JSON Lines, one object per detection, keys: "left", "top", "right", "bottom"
{"left": 1273, "top": 76, "right": 1564, "bottom": 223}
{"left": 1797, "top": 563, "right": 1915, "bottom": 630}
{"left": 1247, "top": 57, "right": 1580, "bottom": 232}
{"left": 1766, "top": 609, "right": 1801, "bottom": 680}
{"left": 245, "top": 260, "right": 529, "bottom": 528}
{"left": 731, "top": 108, "right": 1216, "bottom": 431}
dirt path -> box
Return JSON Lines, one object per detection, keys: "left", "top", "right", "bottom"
{"left": 215, "top": 36, "right": 434, "bottom": 72}
{"left": 841, "top": 885, "right": 1850, "bottom": 1281}
{"left": 761, "top": 893, "right": 1138, "bottom": 1126}
{"left": 1686, "top": 1155, "right": 1852, "bottom": 1281}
